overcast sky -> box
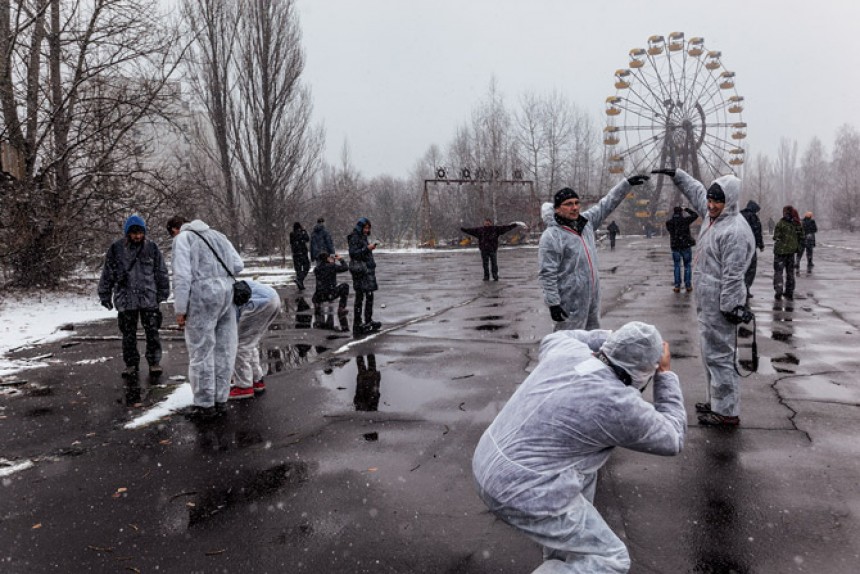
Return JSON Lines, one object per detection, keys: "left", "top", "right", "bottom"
{"left": 296, "top": 0, "right": 858, "bottom": 179}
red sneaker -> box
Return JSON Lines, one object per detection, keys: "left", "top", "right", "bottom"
{"left": 253, "top": 380, "right": 266, "bottom": 395}
{"left": 228, "top": 386, "right": 254, "bottom": 400}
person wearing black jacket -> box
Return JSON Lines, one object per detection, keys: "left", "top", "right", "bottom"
{"left": 460, "top": 219, "right": 521, "bottom": 281}
{"left": 740, "top": 200, "right": 765, "bottom": 297}
{"left": 665, "top": 206, "right": 698, "bottom": 293}
{"left": 607, "top": 220, "right": 620, "bottom": 250}
{"left": 348, "top": 217, "right": 380, "bottom": 334}
{"left": 797, "top": 211, "right": 818, "bottom": 271}
{"left": 289, "top": 222, "right": 310, "bottom": 290}
{"left": 312, "top": 251, "right": 350, "bottom": 315}
{"left": 98, "top": 214, "right": 170, "bottom": 378}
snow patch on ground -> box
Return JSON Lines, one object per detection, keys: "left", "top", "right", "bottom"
{"left": 0, "top": 458, "right": 35, "bottom": 478}
{"left": 124, "top": 383, "right": 193, "bottom": 429}
{"left": 0, "top": 293, "right": 115, "bottom": 377}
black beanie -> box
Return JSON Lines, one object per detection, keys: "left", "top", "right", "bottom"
{"left": 706, "top": 183, "right": 726, "bottom": 203}
{"left": 554, "top": 187, "right": 579, "bottom": 208}
{"left": 674, "top": 206, "right": 683, "bottom": 215}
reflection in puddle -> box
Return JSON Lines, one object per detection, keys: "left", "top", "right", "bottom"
{"left": 468, "top": 315, "right": 504, "bottom": 321}
{"left": 264, "top": 344, "right": 329, "bottom": 374}
{"left": 475, "top": 324, "right": 505, "bottom": 331}
{"left": 319, "top": 353, "right": 451, "bottom": 412}
{"left": 771, "top": 332, "right": 792, "bottom": 342}
{"left": 363, "top": 432, "right": 379, "bottom": 441}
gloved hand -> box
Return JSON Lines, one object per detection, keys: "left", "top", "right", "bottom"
{"left": 651, "top": 168, "right": 676, "bottom": 178}
{"left": 549, "top": 305, "right": 569, "bottom": 322}
{"left": 722, "top": 305, "right": 753, "bottom": 325}
{"left": 101, "top": 299, "right": 113, "bottom": 310}
{"left": 627, "top": 174, "right": 649, "bottom": 186}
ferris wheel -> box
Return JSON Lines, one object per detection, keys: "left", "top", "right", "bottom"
{"left": 603, "top": 32, "right": 746, "bottom": 189}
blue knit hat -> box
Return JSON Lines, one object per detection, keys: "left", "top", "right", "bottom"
{"left": 123, "top": 214, "right": 147, "bottom": 235}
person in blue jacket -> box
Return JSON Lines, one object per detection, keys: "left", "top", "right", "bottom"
{"left": 98, "top": 214, "right": 169, "bottom": 378}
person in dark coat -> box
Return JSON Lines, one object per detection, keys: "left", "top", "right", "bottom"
{"left": 98, "top": 214, "right": 170, "bottom": 378}
{"left": 348, "top": 217, "right": 380, "bottom": 334}
{"left": 665, "top": 206, "right": 698, "bottom": 293}
{"left": 310, "top": 217, "right": 335, "bottom": 263}
{"left": 740, "top": 200, "right": 765, "bottom": 297}
{"left": 312, "top": 251, "right": 350, "bottom": 315}
{"left": 460, "top": 219, "right": 521, "bottom": 280}
{"left": 607, "top": 220, "right": 620, "bottom": 250}
{"left": 797, "top": 211, "right": 818, "bottom": 271}
{"left": 773, "top": 206, "right": 804, "bottom": 300}
{"left": 767, "top": 216, "right": 775, "bottom": 235}
{"left": 289, "top": 222, "right": 310, "bottom": 290}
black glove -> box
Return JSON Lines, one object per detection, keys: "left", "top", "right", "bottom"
{"left": 722, "top": 305, "right": 753, "bottom": 325}
{"left": 627, "top": 174, "right": 649, "bottom": 186}
{"left": 101, "top": 299, "right": 113, "bottom": 310}
{"left": 549, "top": 305, "right": 569, "bottom": 322}
{"left": 651, "top": 168, "right": 676, "bottom": 178}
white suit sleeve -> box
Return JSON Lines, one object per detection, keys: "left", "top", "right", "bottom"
{"left": 673, "top": 169, "right": 708, "bottom": 218}
{"left": 172, "top": 234, "right": 192, "bottom": 315}
{"left": 612, "top": 372, "right": 687, "bottom": 455}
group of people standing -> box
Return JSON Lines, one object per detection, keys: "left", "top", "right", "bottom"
{"left": 100, "top": 215, "right": 280, "bottom": 418}
{"left": 289, "top": 216, "right": 382, "bottom": 335}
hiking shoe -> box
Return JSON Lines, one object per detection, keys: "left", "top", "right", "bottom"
{"left": 698, "top": 412, "right": 740, "bottom": 427}
{"left": 228, "top": 386, "right": 254, "bottom": 400}
{"left": 774, "top": 293, "right": 783, "bottom": 300}
{"left": 149, "top": 363, "right": 163, "bottom": 376}
{"left": 253, "top": 380, "right": 266, "bottom": 395}
{"left": 685, "top": 287, "right": 693, "bottom": 293}
{"left": 673, "top": 287, "right": 680, "bottom": 293}
{"left": 122, "top": 365, "right": 139, "bottom": 379}
{"left": 785, "top": 293, "right": 794, "bottom": 300}
{"left": 695, "top": 402, "right": 712, "bottom": 414}
{"left": 368, "top": 320, "right": 381, "bottom": 330}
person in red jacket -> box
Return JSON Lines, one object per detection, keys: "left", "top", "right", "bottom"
{"left": 460, "top": 219, "right": 524, "bottom": 281}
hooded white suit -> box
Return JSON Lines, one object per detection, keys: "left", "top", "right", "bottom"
{"left": 172, "top": 220, "right": 244, "bottom": 408}
{"left": 670, "top": 169, "right": 755, "bottom": 417}
{"left": 473, "top": 326, "right": 686, "bottom": 573}
{"left": 537, "top": 179, "right": 632, "bottom": 330}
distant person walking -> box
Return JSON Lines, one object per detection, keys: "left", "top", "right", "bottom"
{"left": 740, "top": 200, "right": 765, "bottom": 297}
{"left": 231, "top": 280, "right": 281, "bottom": 400}
{"left": 607, "top": 220, "right": 620, "bottom": 250}
{"left": 289, "top": 222, "right": 310, "bottom": 291}
{"left": 310, "top": 217, "right": 335, "bottom": 263}
{"left": 767, "top": 216, "right": 775, "bottom": 236}
{"left": 773, "top": 206, "right": 804, "bottom": 300}
{"left": 168, "top": 216, "right": 244, "bottom": 419}
{"left": 460, "top": 219, "right": 522, "bottom": 280}
{"left": 98, "top": 214, "right": 170, "bottom": 378}
{"left": 665, "top": 206, "right": 698, "bottom": 293}
{"left": 797, "top": 211, "right": 818, "bottom": 271}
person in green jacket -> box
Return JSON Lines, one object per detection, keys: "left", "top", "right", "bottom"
{"left": 772, "top": 205, "right": 805, "bottom": 300}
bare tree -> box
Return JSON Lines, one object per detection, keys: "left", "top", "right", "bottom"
{"left": 774, "top": 137, "right": 798, "bottom": 207}
{"left": 181, "top": 0, "right": 241, "bottom": 242}
{"left": 799, "top": 137, "right": 829, "bottom": 220}
{"left": 1, "top": 0, "right": 186, "bottom": 287}
{"left": 830, "top": 124, "right": 860, "bottom": 231}
{"left": 232, "top": 0, "right": 323, "bottom": 256}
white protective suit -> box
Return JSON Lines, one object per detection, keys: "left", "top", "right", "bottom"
{"left": 671, "top": 169, "right": 754, "bottom": 417}
{"left": 538, "top": 179, "right": 633, "bottom": 330}
{"left": 233, "top": 280, "right": 281, "bottom": 389}
{"left": 473, "top": 325, "right": 686, "bottom": 573}
{"left": 172, "top": 220, "right": 244, "bottom": 407}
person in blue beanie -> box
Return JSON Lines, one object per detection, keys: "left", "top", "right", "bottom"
{"left": 98, "top": 214, "right": 170, "bottom": 378}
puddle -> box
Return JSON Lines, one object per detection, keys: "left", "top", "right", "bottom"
{"left": 475, "top": 324, "right": 505, "bottom": 331}
{"left": 319, "top": 353, "right": 452, "bottom": 412}
{"left": 771, "top": 332, "right": 792, "bottom": 342}
{"left": 468, "top": 315, "right": 504, "bottom": 321}
{"left": 188, "top": 461, "right": 309, "bottom": 528}
{"left": 264, "top": 344, "right": 329, "bottom": 374}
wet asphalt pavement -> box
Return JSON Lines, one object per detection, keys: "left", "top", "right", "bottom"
{"left": 2, "top": 234, "right": 860, "bottom": 573}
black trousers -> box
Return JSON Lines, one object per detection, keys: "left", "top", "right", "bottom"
{"left": 294, "top": 256, "right": 310, "bottom": 286}
{"left": 773, "top": 254, "right": 796, "bottom": 296}
{"left": 313, "top": 283, "right": 349, "bottom": 309}
{"left": 481, "top": 250, "right": 498, "bottom": 279}
{"left": 118, "top": 308, "right": 162, "bottom": 368}
{"left": 354, "top": 290, "right": 375, "bottom": 325}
